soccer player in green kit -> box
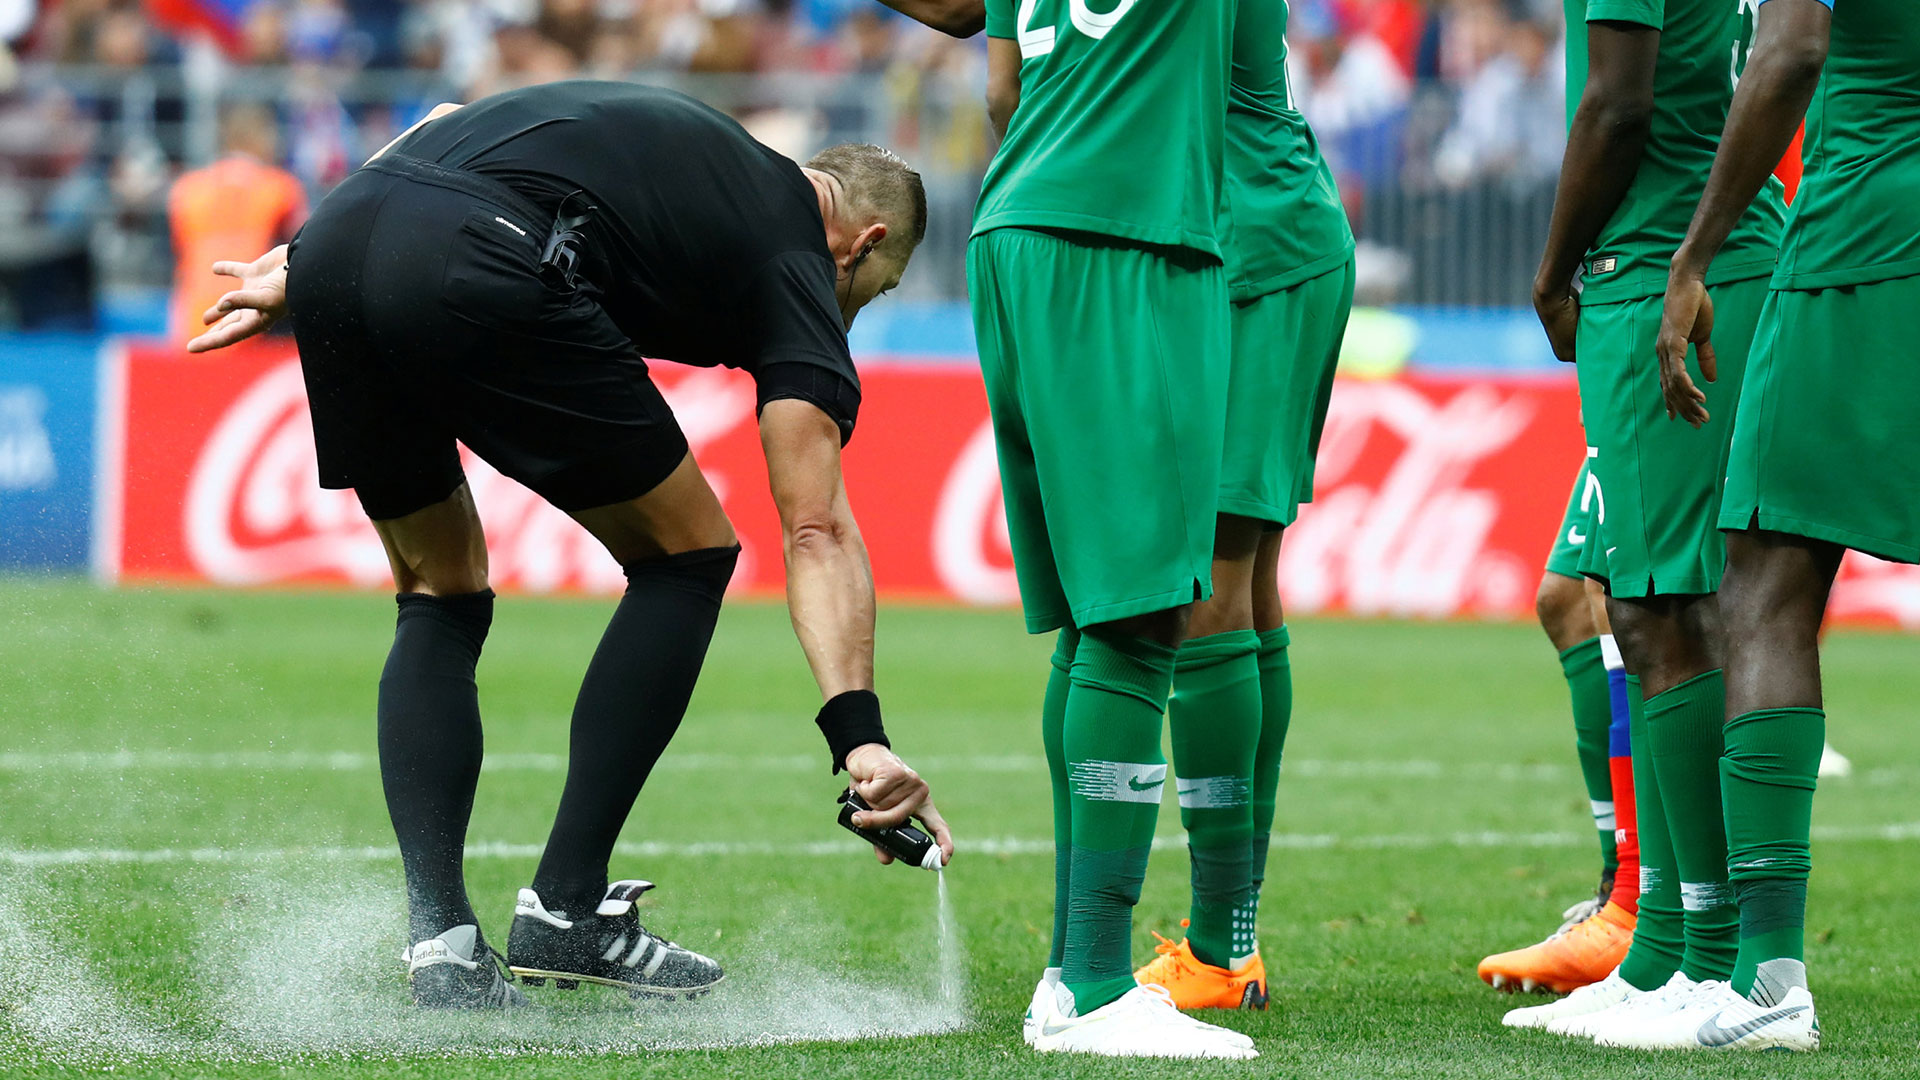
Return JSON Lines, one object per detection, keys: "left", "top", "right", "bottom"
{"left": 967, "top": 0, "right": 1256, "bottom": 1060}
{"left": 1626, "top": 0, "right": 1913, "bottom": 1051}
{"left": 1129, "top": 0, "right": 1355, "bottom": 1013}
{"left": 1508, "top": 0, "right": 1790, "bottom": 1044}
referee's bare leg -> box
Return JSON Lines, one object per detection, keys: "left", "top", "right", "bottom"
{"left": 371, "top": 453, "right": 736, "bottom": 948}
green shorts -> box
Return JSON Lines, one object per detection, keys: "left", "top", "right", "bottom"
{"left": 1575, "top": 276, "right": 1767, "bottom": 598}
{"left": 1720, "top": 275, "right": 1920, "bottom": 563}
{"left": 1222, "top": 259, "right": 1355, "bottom": 527}
{"left": 1545, "top": 454, "right": 1598, "bottom": 580}
{"left": 967, "top": 227, "right": 1230, "bottom": 633}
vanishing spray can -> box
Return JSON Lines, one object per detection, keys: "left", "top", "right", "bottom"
{"left": 837, "top": 789, "right": 942, "bottom": 870}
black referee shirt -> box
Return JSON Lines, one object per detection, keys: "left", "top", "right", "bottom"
{"left": 396, "top": 81, "right": 861, "bottom": 438}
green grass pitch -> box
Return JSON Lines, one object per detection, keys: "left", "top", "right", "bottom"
{"left": 1, "top": 578, "right": 1915, "bottom": 1078}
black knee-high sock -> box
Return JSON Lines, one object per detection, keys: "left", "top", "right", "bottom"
{"left": 530, "top": 546, "right": 738, "bottom": 914}
{"left": 379, "top": 589, "right": 494, "bottom": 942}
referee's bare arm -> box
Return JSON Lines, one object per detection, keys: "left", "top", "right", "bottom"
{"left": 759, "top": 397, "right": 953, "bottom": 863}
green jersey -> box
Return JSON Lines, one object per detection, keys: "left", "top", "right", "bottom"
{"left": 1772, "top": 0, "right": 1920, "bottom": 290}
{"left": 1224, "top": 0, "right": 1353, "bottom": 300}
{"left": 974, "top": 0, "right": 1233, "bottom": 258}
{"left": 1576, "top": 0, "right": 1785, "bottom": 304}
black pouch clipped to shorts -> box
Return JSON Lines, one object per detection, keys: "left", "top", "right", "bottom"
{"left": 539, "top": 189, "right": 599, "bottom": 291}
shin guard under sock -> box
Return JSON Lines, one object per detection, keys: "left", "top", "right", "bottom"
{"left": 1722, "top": 707, "right": 1823, "bottom": 1000}
{"left": 530, "top": 546, "right": 737, "bottom": 915}
{"left": 1060, "top": 631, "right": 1176, "bottom": 1014}
{"left": 1618, "top": 675, "right": 1686, "bottom": 991}
{"left": 379, "top": 589, "right": 494, "bottom": 942}
{"left": 1646, "top": 670, "right": 1738, "bottom": 983}
{"left": 1168, "top": 631, "right": 1261, "bottom": 968}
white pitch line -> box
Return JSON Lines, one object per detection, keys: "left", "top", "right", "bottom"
{"left": 0, "top": 749, "right": 1578, "bottom": 781}
{"left": 5, "top": 822, "right": 1916, "bottom": 868}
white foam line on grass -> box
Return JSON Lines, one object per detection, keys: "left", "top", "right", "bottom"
{"left": 7, "top": 821, "right": 1917, "bottom": 868}
{"left": 0, "top": 749, "right": 1574, "bottom": 781}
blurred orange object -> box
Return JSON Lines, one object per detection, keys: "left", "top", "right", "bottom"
{"left": 168, "top": 104, "right": 307, "bottom": 346}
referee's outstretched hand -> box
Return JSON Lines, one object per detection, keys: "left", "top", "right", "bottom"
{"left": 845, "top": 743, "right": 955, "bottom": 867}
{"left": 187, "top": 245, "right": 291, "bottom": 354}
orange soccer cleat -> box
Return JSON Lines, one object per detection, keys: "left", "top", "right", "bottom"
{"left": 1133, "top": 931, "right": 1269, "bottom": 1011}
{"left": 1477, "top": 900, "right": 1636, "bottom": 994}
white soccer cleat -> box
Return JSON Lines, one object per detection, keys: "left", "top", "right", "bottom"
{"left": 1503, "top": 967, "right": 1634, "bottom": 1029}
{"left": 1031, "top": 982, "right": 1258, "bottom": 1059}
{"left": 1818, "top": 742, "right": 1852, "bottom": 779}
{"left": 1548, "top": 972, "right": 1697, "bottom": 1039}
{"left": 1596, "top": 972, "right": 1819, "bottom": 1052}
{"left": 1022, "top": 968, "right": 1060, "bottom": 1046}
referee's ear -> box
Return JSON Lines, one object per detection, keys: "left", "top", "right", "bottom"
{"left": 836, "top": 222, "right": 890, "bottom": 277}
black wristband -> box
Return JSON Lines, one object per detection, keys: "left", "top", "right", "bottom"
{"left": 815, "top": 689, "right": 888, "bottom": 774}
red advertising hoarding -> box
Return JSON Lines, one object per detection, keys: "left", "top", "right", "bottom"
{"left": 98, "top": 342, "right": 1920, "bottom": 625}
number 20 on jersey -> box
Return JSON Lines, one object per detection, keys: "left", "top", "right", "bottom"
{"left": 1016, "top": 0, "right": 1138, "bottom": 58}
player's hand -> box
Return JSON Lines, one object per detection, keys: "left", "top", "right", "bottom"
{"left": 1657, "top": 264, "right": 1716, "bottom": 428}
{"left": 187, "top": 245, "right": 292, "bottom": 353}
{"left": 1533, "top": 284, "right": 1580, "bottom": 364}
{"left": 844, "top": 742, "right": 954, "bottom": 867}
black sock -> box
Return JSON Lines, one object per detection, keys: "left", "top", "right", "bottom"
{"left": 378, "top": 589, "right": 494, "bottom": 942}
{"left": 530, "top": 546, "right": 738, "bottom": 914}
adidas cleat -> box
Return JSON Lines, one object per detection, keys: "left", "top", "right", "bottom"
{"left": 1031, "top": 983, "right": 1257, "bottom": 1059}
{"left": 1503, "top": 967, "right": 1633, "bottom": 1028}
{"left": 1133, "top": 934, "right": 1269, "bottom": 1011}
{"left": 1479, "top": 900, "right": 1634, "bottom": 994}
{"left": 1023, "top": 968, "right": 1060, "bottom": 1046}
{"left": 403, "top": 924, "right": 527, "bottom": 1010}
{"left": 507, "top": 880, "right": 723, "bottom": 999}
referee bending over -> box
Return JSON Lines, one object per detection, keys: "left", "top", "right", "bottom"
{"left": 191, "top": 80, "right": 954, "bottom": 1009}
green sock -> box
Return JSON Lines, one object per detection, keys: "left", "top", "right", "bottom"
{"left": 1645, "top": 669, "right": 1738, "bottom": 983}
{"left": 1042, "top": 627, "right": 1080, "bottom": 970}
{"left": 1244, "top": 625, "right": 1292, "bottom": 949}
{"left": 1723, "top": 707, "right": 1823, "bottom": 1001}
{"left": 1168, "top": 630, "right": 1261, "bottom": 969}
{"left": 1617, "top": 675, "right": 1687, "bottom": 991}
{"left": 1059, "top": 630, "right": 1176, "bottom": 1014}
{"left": 1559, "top": 637, "right": 1619, "bottom": 876}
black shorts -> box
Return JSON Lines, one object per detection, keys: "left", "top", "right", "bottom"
{"left": 288, "top": 155, "right": 689, "bottom": 520}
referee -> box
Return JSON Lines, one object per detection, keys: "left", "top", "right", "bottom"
{"left": 189, "top": 80, "right": 954, "bottom": 1009}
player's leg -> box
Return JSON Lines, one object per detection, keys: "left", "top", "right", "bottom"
{"left": 1720, "top": 529, "right": 1839, "bottom": 1003}
{"left": 1141, "top": 516, "right": 1263, "bottom": 1002}
{"left": 973, "top": 229, "right": 1250, "bottom": 1057}
{"left": 1139, "top": 261, "right": 1349, "bottom": 1007}
{"left": 1565, "top": 280, "right": 1764, "bottom": 1042}
{"left": 1666, "top": 280, "right": 1920, "bottom": 1050}
{"left": 1540, "top": 568, "right": 1619, "bottom": 893}
{"left": 1481, "top": 464, "right": 1635, "bottom": 995}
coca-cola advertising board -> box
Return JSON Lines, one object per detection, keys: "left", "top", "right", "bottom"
{"left": 97, "top": 342, "right": 1920, "bottom": 625}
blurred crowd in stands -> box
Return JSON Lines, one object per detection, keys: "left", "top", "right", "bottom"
{"left": 0, "top": 0, "right": 1572, "bottom": 326}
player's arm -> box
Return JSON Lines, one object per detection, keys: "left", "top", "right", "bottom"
{"left": 185, "top": 244, "right": 290, "bottom": 353}
{"left": 986, "top": 35, "right": 1021, "bottom": 141}
{"left": 759, "top": 398, "right": 954, "bottom": 865}
{"left": 1658, "top": 0, "right": 1832, "bottom": 427}
{"left": 876, "top": 0, "right": 984, "bottom": 37}
{"left": 1532, "top": 20, "right": 1661, "bottom": 363}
